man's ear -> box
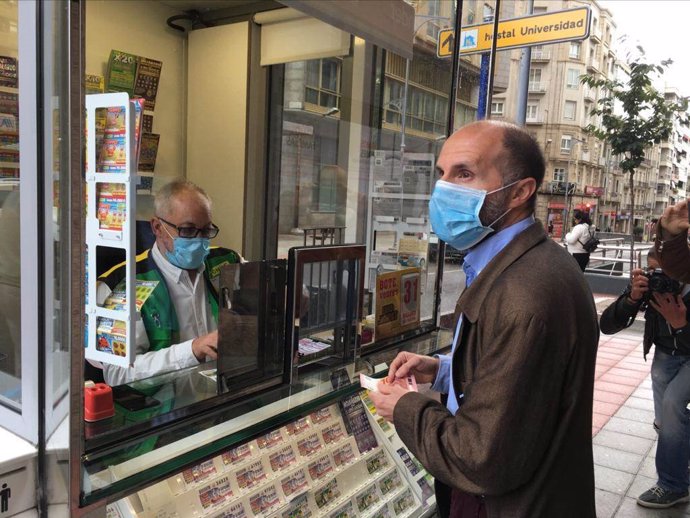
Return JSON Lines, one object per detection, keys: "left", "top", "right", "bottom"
{"left": 509, "top": 177, "right": 537, "bottom": 208}
{"left": 150, "top": 217, "right": 162, "bottom": 239}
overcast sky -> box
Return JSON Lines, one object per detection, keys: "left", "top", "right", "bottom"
{"left": 598, "top": 0, "right": 690, "bottom": 96}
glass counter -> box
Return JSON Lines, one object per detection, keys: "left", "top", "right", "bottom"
{"left": 81, "top": 329, "right": 452, "bottom": 507}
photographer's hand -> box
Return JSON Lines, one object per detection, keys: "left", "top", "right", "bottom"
{"left": 628, "top": 269, "right": 648, "bottom": 303}
{"left": 649, "top": 293, "right": 688, "bottom": 330}
{"left": 660, "top": 199, "right": 690, "bottom": 239}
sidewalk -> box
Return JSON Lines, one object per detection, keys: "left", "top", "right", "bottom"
{"left": 591, "top": 295, "right": 690, "bottom": 517}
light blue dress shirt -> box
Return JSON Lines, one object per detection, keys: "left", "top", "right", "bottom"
{"left": 431, "top": 216, "right": 535, "bottom": 414}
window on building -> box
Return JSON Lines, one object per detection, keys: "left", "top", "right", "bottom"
{"left": 561, "top": 135, "right": 572, "bottom": 152}
{"left": 529, "top": 68, "right": 542, "bottom": 90}
{"left": 564, "top": 101, "right": 577, "bottom": 120}
{"left": 566, "top": 68, "right": 580, "bottom": 89}
{"left": 533, "top": 6, "right": 547, "bottom": 13}
{"left": 526, "top": 103, "right": 539, "bottom": 121}
{"left": 569, "top": 42, "right": 580, "bottom": 59}
{"left": 490, "top": 101, "right": 504, "bottom": 115}
{"left": 554, "top": 168, "right": 566, "bottom": 182}
{"left": 305, "top": 58, "right": 342, "bottom": 109}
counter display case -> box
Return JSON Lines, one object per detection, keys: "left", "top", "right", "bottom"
{"left": 82, "top": 330, "right": 452, "bottom": 517}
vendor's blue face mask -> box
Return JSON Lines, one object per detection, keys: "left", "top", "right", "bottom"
{"left": 429, "top": 179, "right": 518, "bottom": 251}
{"left": 162, "top": 225, "right": 210, "bottom": 270}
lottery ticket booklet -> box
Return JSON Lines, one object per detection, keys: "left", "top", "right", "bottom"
{"left": 359, "top": 373, "right": 418, "bottom": 392}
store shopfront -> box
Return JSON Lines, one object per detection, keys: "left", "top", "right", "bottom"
{"left": 0, "top": 1, "right": 480, "bottom": 516}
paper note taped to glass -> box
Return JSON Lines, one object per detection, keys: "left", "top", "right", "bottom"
{"left": 359, "top": 373, "right": 418, "bottom": 393}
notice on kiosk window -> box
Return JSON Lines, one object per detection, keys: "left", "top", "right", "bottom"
{"left": 375, "top": 268, "right": 421, "bottom": 340}
{"left": 106, "top": 50, "right": 138, "bottom": 95}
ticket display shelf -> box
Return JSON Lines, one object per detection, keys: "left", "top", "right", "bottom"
{"left": 80, "top": 329, "right": 454, "bottom": 512}
{"left": 81, "top": 377, "right": 364, "bottom": 507}
{"left": 105, "top": 388, "right": 432, "bottom": 518}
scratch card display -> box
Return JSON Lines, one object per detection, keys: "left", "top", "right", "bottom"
{"left": 215, "top": 501, "right": 247, "bottom": 518}
{"left": 198, "top": 477, "right": 233, "bottom": 510}
{"left": 280, "top": 469, "right": 308, "bottom": 499}
{"left": 378, "top": 471, "right": 402, "bottom": 496}
{"left": 280, "top": 493, "right": 311, "bottom": 518}
{"left": 338, "top": 395, "right": 378, "bottom": 454}
{"left": 285, "top": 417, "right": 310, "bottom": 437}
{"left": 257, "top": 430, "right": 283, "bottom": 450}
{"left": 133, "top": 57, "right": 162, "bottom": 111}
{"left": 138, "top": 133, "right": 159, "bottom": 173}
{"left": 372, "top": 506, "right": 392, "bottom": 518}
{"left": 392, "top": 489, "right": 415, "bottom": 516}
{"left": 366, "top": 450, "right": 388, "bottom": 475}
{"left": 106, "top": 50, "right": 138, "bottom": 94}
{"left": 307, "top": 455, "right": 333, "bottom": 482}
{"left": 417, "top": 474, "right": 434, "bottom": 504}
{"left": 331, "top": 443, "right": 356, "bottom": 468}
{"left": 314, "top": 478, "right": 340, "bottom": 508}
{"left": 296, "top": 433, "right": 322, "bottom": 458}
{"left": 268, "top": 445, "right": 297, "bottom": 473}
{"left": 396, "top": 448, "right": 420, "bottom": 476}
{"left": 321, "top": 422, "right": 345, "bottom": 445}
{"left": 96, "top": 318, "right": 127, "bottom": 357}
{"left": 355, "top": 484, "right": 380, "bottom": 513}
{"left": 182, "top": 459, "right": 216, "bottom": 486}
{"left": 97, "top": 184, "right": 126, "bottom": 230}
{"left": 329, "top": 501, "right": 354, "bottom": 518}
{"left": 249, "top": 484, "right": 280, "bottom": 516}
{"left": 235, "top": 460, "right": 266, "bottom": 490}
{"left": 222, "top": 444, "right": 253, "bottom": 466}
{"left": 0, "top": 56, "right": 18, "bottom": 88}
{"left": 309, "top": 407, "right": 334, "bottom": 425}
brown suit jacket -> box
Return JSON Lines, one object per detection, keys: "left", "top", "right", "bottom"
{"left": 393, "top": 222, "right": 599, "bottom": 518}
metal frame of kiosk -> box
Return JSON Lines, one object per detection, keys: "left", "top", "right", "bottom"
{"left": 285, "top": 245, "right": 366, "bottom": 381}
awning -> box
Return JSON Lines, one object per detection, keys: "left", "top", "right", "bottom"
{"left": 279, "top": 0, "right": 415, "bottom": 59}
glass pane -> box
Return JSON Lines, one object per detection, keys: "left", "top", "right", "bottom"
{"left": 45, "top": 0, "right": 69, "bottom": 430}
{"left": 321, "top": 58, "right": 339, "bottom": 92}
{"left": 305, "top": 60, "right": 319, "bottom": 88}
{"left": 0, "top": 0, "right": 20, "bottom": 410}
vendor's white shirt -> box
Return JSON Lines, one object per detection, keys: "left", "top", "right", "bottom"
{"left": 565, "top": 223, "right": 592, "bottom": 254}
{"left": 97, "top": 244, "right": 215, "bottom": 386}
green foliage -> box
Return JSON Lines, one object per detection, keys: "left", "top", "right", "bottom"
{"left": 581, "top": 48, "right": 688, "bottom": 175}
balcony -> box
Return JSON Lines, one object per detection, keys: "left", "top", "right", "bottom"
{"left": 531, "top": 50, "right": 551, "bottom": 61}
{"left": 587, "top": 61, "right": 600, "bottom": 73}
{"left": 525, "top": 116, "right": 544, "bottom": 124}
{"left": 584, "top": 88, "right": 595, "bottom": 102}
{"left": 528, "top": 82, "right": 546, "bottom": 94}
{"left": 590, "top": 29, "right": 602, "bottom": 43}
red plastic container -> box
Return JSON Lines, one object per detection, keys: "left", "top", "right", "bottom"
{"left": 84, "top": 383, "right": 115, "bottom": 422}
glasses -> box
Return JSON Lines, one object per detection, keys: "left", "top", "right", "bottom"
{"left": 158, "top": 216, "right": 220, "bottom": 239}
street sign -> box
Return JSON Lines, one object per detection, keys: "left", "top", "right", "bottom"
{"left": 437, "top": 7, "right": 590, "bottom": 58}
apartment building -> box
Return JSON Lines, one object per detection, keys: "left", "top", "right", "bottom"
{"left": 490, "top": 0, "right": 668, "bottom": 236}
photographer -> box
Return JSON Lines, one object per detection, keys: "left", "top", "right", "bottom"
{"left": 655, "top": 199, "right": 690, "bottom": 282}
{"left": 600, "top": 249, "right": 690, "bottom": 508}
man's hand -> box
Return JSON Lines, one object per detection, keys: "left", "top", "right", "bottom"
{"left": 368, "top": 382, "right": 410, "bottom": 422}
{"left": 660, "top": 199, "right": 690, "bottom": 238}
{"left": 649, "top": 293, "right": 688, "bottom": 330}
{"left": 628, "top": 269, "right": 649, "bottom": 303}
{"left": 386, "top": 352, "right": 439, "bottom": 385}
{"left": 192, "top": 330, "right": 218, "bottom": 362}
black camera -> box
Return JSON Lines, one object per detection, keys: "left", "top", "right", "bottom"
{"left": 642, "top": 268, "right": 682, "bottom": 301}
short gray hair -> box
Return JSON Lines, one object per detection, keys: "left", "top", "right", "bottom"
{"left": 154, "top": 179, "right": 211, "bottom": 217}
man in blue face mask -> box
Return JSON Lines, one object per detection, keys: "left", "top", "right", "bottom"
{"left": 97, "top": 180, "right": 241, "bottom": 386}
{"left": 369, "top": 121, "right": 599, "bottom": 518}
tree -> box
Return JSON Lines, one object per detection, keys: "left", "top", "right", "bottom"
{"left": 581, "top": 47, "right": 688, "bottom": 271}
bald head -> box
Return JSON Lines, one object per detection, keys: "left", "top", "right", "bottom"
{"left": 154, "top": 179, "right": 211, "bottom": 219}
{"left": 441, "top": 120, "right": 545, "bottom": 211}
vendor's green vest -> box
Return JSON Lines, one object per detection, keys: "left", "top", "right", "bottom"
{"left": 99, "top": 247, "right": 241, "bottom": 351}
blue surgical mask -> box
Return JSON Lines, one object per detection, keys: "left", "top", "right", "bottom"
{"left": 161, "top": 224, "right": 210, "bottom": 269}
{"left": 165, "top": 237, "right": 210, "bottom": 270}
{"left": 429, "top": 179, "right": 518, "bottom": 251}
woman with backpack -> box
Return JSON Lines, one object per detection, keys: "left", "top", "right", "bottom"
{"left": 565, "top": 210, "right": 595, "bottom": 272}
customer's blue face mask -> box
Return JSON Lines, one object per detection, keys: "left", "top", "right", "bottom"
{"left": 429, "top": 179, "right": 518, "bottom": 251}
{"left": 162, "top": 224, "right": 210, "bottom": 270}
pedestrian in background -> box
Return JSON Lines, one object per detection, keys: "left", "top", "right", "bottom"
{"left": 369, "top": 120, "right": 599, "bottom": 518}
{"left": 566, "top": 209, "right": 594, "bottom": 272}
{"left": 600, "top": 249, "right": 690, "bottom": 508}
